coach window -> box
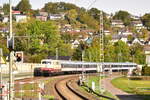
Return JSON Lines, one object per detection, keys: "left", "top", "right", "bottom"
{"left": 79, "top": 64, "right": 81, "bottom": 68}
{"left": 87, "top": 65, "right": 89, "bottom": 68}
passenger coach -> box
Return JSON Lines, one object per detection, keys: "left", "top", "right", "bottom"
{"left": 33, "top": 59, "right": 137, "bottom": 76}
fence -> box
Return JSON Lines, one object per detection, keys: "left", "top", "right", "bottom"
{"left": 1, "top": 63, "right": 46, "bottom": 74}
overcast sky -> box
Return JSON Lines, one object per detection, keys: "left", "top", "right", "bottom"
{"left": 1, "top": 0, "right": 150, "bottom": 16}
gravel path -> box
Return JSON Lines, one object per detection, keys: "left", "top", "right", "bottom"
{"left": 102, "top": 76, "right": 143, "bottom": 100}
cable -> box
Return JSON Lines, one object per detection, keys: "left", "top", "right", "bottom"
{"left": 87, "top": 0, "right": 97, "bottom": 10}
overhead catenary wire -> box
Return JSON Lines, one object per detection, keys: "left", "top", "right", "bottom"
{"left": 87, "top": 0, "right": 98, "bottom": 10}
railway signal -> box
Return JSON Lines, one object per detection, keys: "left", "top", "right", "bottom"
{"left": 8, "top": 0, "right": 14, "bottom": 99}
{"left": 15, "top": 51, "right": 23, "bottom": 63}
{"left": 7, "top": 36, "right": 14, "bottom": 51}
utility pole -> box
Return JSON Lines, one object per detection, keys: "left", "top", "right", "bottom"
{"left": 56, "top": 48, "right": 58, "bottom": 60}
{"left": 99, "top": 11, "right": 104, "bottom": 93}
{"left": 0, "top": 48, "right": 3, "bottom": 100}
{"left": 82, "top": 51, "right": 85, "bottom": 83}
{"left": 9, "top": 0, "right": 14, "bottom": 99}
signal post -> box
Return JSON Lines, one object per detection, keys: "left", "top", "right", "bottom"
{"left": 8, "top": 0, "right": 14, "bottom": 100}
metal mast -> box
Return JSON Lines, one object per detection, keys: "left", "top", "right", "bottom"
{"left": 9, "top": 0, "right": 14, "bottom": 99}
{"left": 0, "top": 48, "right": 2, "bottom": 100}
{"left": 99, "top": 11, "right": 104, "bottom": 93}
{"left": 99, "top": 11, "right": 104, "bottom": 63}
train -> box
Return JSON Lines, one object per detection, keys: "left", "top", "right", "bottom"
{"left": 33, "top": 59, "right": 138, "bottom": 77}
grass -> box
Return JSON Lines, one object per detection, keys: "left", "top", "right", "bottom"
{"left": 15, "top": 82, "right": 40, "bottom": 97}
{"left": 43, "top": 95, "right": 55, "bottom": 100}
{"left": 111, "top": 76, "right": 150, "bottom": 100}
{"left": 15, "top": 78, "right": 54, "bottom": 99}
{"left": 80, "top": 75, "right": 119, "bottom": 100}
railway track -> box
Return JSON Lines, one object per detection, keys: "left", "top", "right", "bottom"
{"left": 55, "top": 76, "right": 89, "bottom": 100}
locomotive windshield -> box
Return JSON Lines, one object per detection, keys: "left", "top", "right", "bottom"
{"left": 41, "top": 60, "right": 51, "bottom": 64}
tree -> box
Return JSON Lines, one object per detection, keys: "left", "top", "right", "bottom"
{"left": 65, "top": 9, "right": 78, "bottom": 24}
{"left": 14, "top": 19, "right": 73, "bottom": 62}
{"left": 3, "top": 3, "right": 9, "bottom": 15}
{"left": 113, "top": 10, "right": 131, "bottom": 26}
{"left": 114, "top": 40, "right": 130, "bottom": 62}
{"left": 0, "top": 36, "right": 9, "bottom": 57}
{"left": 129, "top": 43, "right": 145, "bottom": 64}
{"left": 88, "top": 8, "right": 111, "bottom": 30}
{"left": 72, "top": 41, "right": 87, "bottom": 61}
{"left": 43, "top": 2, "right": 79, "bottom": 14}
{"left": 142, "top": 14, "right": 150, "bottom": 30}
{"left": 83, "top": 38, "right": 100, "bottom": 62}
{"left": 142, "top": 65, "right": 150, "bottom": 76}
{"left": 72, "top": 44, "right": 83, "bottom": 61}
{"left": 16, "top": 0, "right": 31, "bottom": 14}
{"left": 104, "top": 43, "right": 115, "bottom": 62}
{"left": 77, "top": 10, "right": 99, "bottom": 30}
{"left": 88, "top": 8, "right": 100, "bottom": 20}
{"left": 139, "top": 29, "right": 149, "bottom": 40}
{"left": 61, "top": 33, "right": 72, "bottom": 43}
{"left": 58, "top": 43, "right": 73, "bottom": 56}
{"left": 26, "top": 20, "right": 61, "bottom": 55}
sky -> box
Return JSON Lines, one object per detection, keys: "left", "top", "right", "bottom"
{"left": 1, "top": 0, "right": 150, "bottom": 16}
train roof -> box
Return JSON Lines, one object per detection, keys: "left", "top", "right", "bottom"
{"left": 60, "top": 60, "right": 137, "bottom": 65}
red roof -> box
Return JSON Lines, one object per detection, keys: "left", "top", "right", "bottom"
{"left": 12, "top": 10, "right": 21, "bottom": 14}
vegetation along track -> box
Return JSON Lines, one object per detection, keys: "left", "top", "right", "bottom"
{"left": 55, "top": 76, "right": 89, "bottom": 100}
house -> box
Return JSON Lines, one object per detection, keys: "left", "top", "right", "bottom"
{"left": 2, "top": 15, "right": 9, "bottom": 23}
{"left": 61, "top": 24, "right": 73, "bottom": 32}
{"left": 71, "top": 40, "right": 80, "bottom": 49}
{"left": 130, "top": 38, "right": 144, "bottom": 45}
{"left": 39, "top": 11, "right": 48, "bottom": 17}
{"left": 80, "top": 35, "right": 89, "bottom": 42}
{"left": 0, "top": 10, "right": 4, "bottom": 15}
{"left": 12, "top": 10, "right": 21, "bottom": 15}
{"left": 120, "top": 36, "right": 128, "bottom": 43}
{"left": 105, "top": 13, "right": 112, "bottom": 19}
{"left": 86, "top": 37, "right": 93, "bottom": 45}
{"left": 74, "top": 29, "right": 80, "bottom": 32}
{"left": 35, "top": 11, "right": 48, "bottom": 21}
{"left": 48, "top": 14, "right": 65, "bottom": 20}
{"left": 111, "top": 34, "right": 120, "bottom": 43}
{"left": 144, "top": 45, "right": 150, "bottom": 66}
{"left": 104, "top": 30, "right": 111, "bottom": 35}
{"left": 130, "top": 15, "right": 140, "bottom": 20}
{"left": 145, "top": 38, "right": 150, "bottom": 45}
{"left": 111, "top": 34, "right": 128, "bottom": 44}
{"left": 131, "top": 21, "right": 144, "bottom": 30}
{"left": 111, "top": 20, "right": 125, "bottom": 28}
{"left": 15, "top": 14, "right": 27, "bottom": 22}
{"left": 80, "top": 29, "right": 95, "bottom": 35}
{"left": 119, "top": 31, "right": 133, "bottom": 36}
{"left": 0, "top": 27, "right": 9, "bottom": 33}
{"left": 36, "top": 15, "right": 47, "bottom": 21}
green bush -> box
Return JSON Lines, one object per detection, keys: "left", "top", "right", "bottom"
{"left": 142, "top": 65, "right": 150, "bottom": 76}
{"left": 27, "top": 53, "right": 47, "bottom": 63}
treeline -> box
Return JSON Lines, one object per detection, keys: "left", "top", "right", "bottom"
{"left": 73, "top": 38, "right": 145, "bottom": 64}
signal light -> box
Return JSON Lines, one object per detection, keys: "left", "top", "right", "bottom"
{"left": 7, "top": 36, "right": 14, "bottom": 51}
{"left": 15, "top": 52, "right": 23, "bottom": 63}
